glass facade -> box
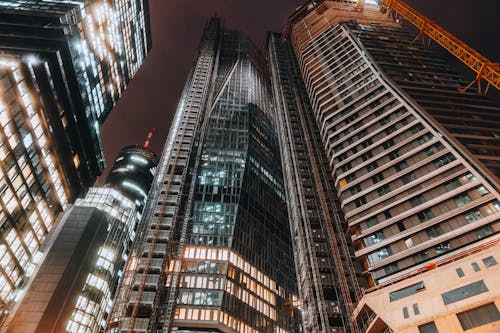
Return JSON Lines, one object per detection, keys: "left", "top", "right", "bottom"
{"left": 107, "top": 18, "right": 298, "bottom": 333}
{"left": 0, "top": 0, "right": 151, "bottom": 319}
{"left": 67, "top": 188, "right": 137, "bottom": 333}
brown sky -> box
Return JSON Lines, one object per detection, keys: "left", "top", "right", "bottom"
{"left": 99, "top": 0, "right": 500, "bottom": 182}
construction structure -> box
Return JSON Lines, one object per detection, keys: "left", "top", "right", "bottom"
{"left": 106, "top": 17, "right": 298, "bottom": 333}
{"left": 276, "top": 0, "right": 500, "bottom": 332}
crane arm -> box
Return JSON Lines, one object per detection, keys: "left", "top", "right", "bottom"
{"left": 383, "top": 0, "right": 500, "bottom": 93}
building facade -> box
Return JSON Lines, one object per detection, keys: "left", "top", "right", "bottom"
{"left": 0, "top": 0, "right": 151, "bottom": 318}
{"left": 5, "top": 143, "right": 158, "bottom": 333}
{"left": 279, "top": 1, "right": 500, "bottom": 332}
{"left": 107, "top": 17, "right": 298, "bottom": 333}
{"left": 267, "top": 32, "right": 365, "bottom": 333}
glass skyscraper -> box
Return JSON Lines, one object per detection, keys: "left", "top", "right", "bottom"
{"left": 273, "top": 1, "right": 500, "bottom": 332}
{"left": 107, "top": 17, "right": 298, "bottom": 333}
{"left": 6, "top": 144, "right": 158, "bottom": 333}
{"left": 0, "top": 0, "right": 151, "bottom": 323}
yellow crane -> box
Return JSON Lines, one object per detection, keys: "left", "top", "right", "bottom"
{"left": 377, "top": 0, "right": 500, "bottom": 94}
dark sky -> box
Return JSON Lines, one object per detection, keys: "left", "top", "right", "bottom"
{"left": 99, "top": 0, "right": 500, "bottom": 182}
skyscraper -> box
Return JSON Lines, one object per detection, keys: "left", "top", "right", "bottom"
{"left": 0, "top": 0, "right": 151, "bottom": 316}
{"left": 107, "top": 17, "right": 298, "bottom": 333}
{"left": 268, "top": 31, "right": 364, "bottom": 333}
{"left": 5, "top": 143, "right": 158, "bottom": 333}
{"left": 273, "top": 1, "right": 500, "bottom": 332}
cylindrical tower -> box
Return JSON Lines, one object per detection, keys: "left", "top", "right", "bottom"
{"left": 105, "top": 144, "right": 159, "bottom": 212}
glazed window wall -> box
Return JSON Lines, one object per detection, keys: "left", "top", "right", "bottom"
{"left": 0, "top": 59, "right": 69, "bottom": 306}
{"left": 294, "top": 22, "right": 500, "bottom": 284}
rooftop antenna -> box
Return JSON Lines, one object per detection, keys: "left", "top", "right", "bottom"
{"left": 143, "top": 128, "right": 155, "bottom": 149}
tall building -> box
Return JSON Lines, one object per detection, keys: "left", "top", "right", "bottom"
{"left": 274, "top": 1, "right": 500, "bottom": 332}
{"left": 0, "top": 0, "right": 151, "bottom": 317}
{"left": 107, "top": 17, "right": 298, "bottom": 333}
{"left": 105, "top": 142, "right": 159, "bottom": 213}
{"left": 267, "top": 31, "right": 365, "bottom": 333}
{"left": 5, "top": 143, "right": 158, "bottom": 333}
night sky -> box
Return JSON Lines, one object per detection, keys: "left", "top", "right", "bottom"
{"left": 99, "top": 0, "right": 500, "bottom": 182}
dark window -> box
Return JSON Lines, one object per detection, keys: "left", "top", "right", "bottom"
{"left": 366, "top": 216, "right": 379, "bottom": 228}
{"left": 472, "top": 262, "right": 481, "bottom": 272}
{"left": 367, "top": 161, "right": 378, "bottom": 172}
{"left": 436, "top": 242, "right": 451, "bottom": 255}
{"left": 397, "top": 221, "right": 405, "bottom": 231}
{"left": 426, "top": 225, "right": 442, "bottom": 239}
{"left": 413, "top": 303, "right": 420, "bottom": 315}
{"left": 441, "top": 280, "right": 489, "bottom": 305}
{"left": 385, "top": 263, "right": 398, "bottom": 275}
{"left": 377, "top": 184, "right": 391, "bottom": 196}
{"left": 457, "top": 303, "right": 500, "bottom": 330}
{"left": 456, "top": 268, "right": 465, "bottom": 278}
{"left": 410, "top": 195, "right": 425, "bottom": 207}
{"left": 355, "top": 196, "right": 367, "bottom": 208}
{"left": 395, "top": 160, "right": 407, "bottom": 172}
{"left": 418, "top": 321, "right": 439, "bottom": 333}
{"left": 482, "top": 256, "right": 497, "bottom": 267}
{"left": 382, "top": 139, "right": 395, "bottom": 149}
{"left": 389, "top": 149, "right": 401, "bottom": 160}
{"left": 390, "top": 281, "right": 425, "bottom": 302}
{"left": 361, "top": 151, "right": 372, "bottom": 161}
{"left": 372, "top": 173, "right": 384, "bottom": 184}
{"left": 384, "top": 210, "right": 392, "bottom": 219}
{"left": 403, "top": 306, "right": 409, "bottom": 318}
{"left": 402, "top": 172, "right": 416, "bottom": 184}
{"left": 350, "top": 184, "right": 362, "bottom": 195}
{"left": 418, "top": 209, "right": 434, "bottom": 222}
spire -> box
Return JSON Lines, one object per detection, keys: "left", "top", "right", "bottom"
{"left": 143, "top": 128, "right": 155, "bottom": 149}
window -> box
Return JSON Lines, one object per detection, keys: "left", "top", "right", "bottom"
{"left": 341, "top": 162, "right": 352, "bottom": 172}
{"left": 472, "top": 262, "right": 481, "bottom": 272}
{"left": 372, "top": 173, "right": 384, "bottom": 184}
{"left": 455, "top": 194, "right": 472, "bottom": 207}
{"left": 377, "top": 184, "right": 391, "bottom": 196}
{"left": 385, "top": 263, "right": 398, "bottom": 275}
{"left": 482, "top": 256, "right": 497, "bottom": 267}
{"left": 418, "top": 209, "right": 434, "bottom": 222}
{"left": 434, "top": 153, "right": 456, "bottom": 168}
{"left": 414, "top": 251, "right": 429, "bottom": 263}
{"left": 403, "top": 306, "right": 409, "bottom": 318}
{"left": 365, "top": 231, "right": 385, "bottom": 245}
{"left": 418, "top": 321, "right": 439, "bottom": 333}
{"left": 350, "top": 184, "right": 361, "bottom": 195}
{"left": 395, "top": 160, "right": 407, "bottom": 172}
{"left": 368, "top": 247, "right": 392, "bottom": 264}
{"left": 476, "top": 225, "right": 493, "bottom": 239}
{"left": 465, "top": 209, "right": 483, "bottom": 223}
{"left": 361, "top": 151, "right": 372, "bottom": 161}
{"left": 444, "top": 179, "right": 460, "bottom": 191}
{"left": 389, "top": 149, "right": 401, "bottom": 160}
{"left": 402, "top": 172, "right": 415, "bottom": 184}
{"left": 366, "top": 216, "right": 379, "bottom": 228}
{"left": 441, "top": 280, "right": 489, "bottom": 305}
{"left": 390, "top": 281, "right": 425, "bottom": 302}
{"left": 456, "top": 303, "right": 500, "bottom": 330}
{"left": 367, "top": 161, "right": 378, "bottom": 172}
{"left": 436, "top": 242, "right": 451, "bottom": 255}
{"left": 426, "top": 225, "right": 442, "bottom": 239}
{"left": 382, "top": 139, "right": 395, "bottom": 149}
{"left": 413, "top": 303, "right": 420, "bottom": 315}
{"left": 397, "top": 221, "right": 405, "bottom": 231}
{"left": 355, "top": 196, "right": 367, "bottom": 208}
{"left": 384, "top": 210, "right": 392, "bottom": 219}
{"left": 410, "top": 195, "right": 425, "bottom": 207}
{"left": 456, "top": 268, "right": 465, "bottom": 278}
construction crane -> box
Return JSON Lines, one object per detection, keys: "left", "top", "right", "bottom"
{"left": 377, "top": 0, "right": 500, "bottom": 94}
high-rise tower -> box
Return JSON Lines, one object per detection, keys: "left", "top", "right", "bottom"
{"left": 107, "top": 17, "right": 298, "bottom": 333}
{"left": 274, "top": 1, "right": 500, "bottom": 332}
{"left": 0, "top": 0, "right": 151, "bottom": 315}
{"left": 5, "top": 143, "right": 158, "bottom": 333}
